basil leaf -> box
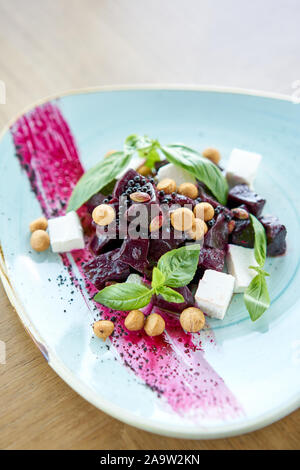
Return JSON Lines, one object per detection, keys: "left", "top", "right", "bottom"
{"left": 158, "top": 245, "right": 201, "bottom": 288}
{"left": 124, "top": 134, "right": 155, "bottom": 153}
{"left": 125, "top": 134, "right": 160, "bottom": 169}
{"left": 67, "top": 151, "right": 130, "bottom": 212}
{"left": 142, "top": 147, "right": 161, "bottom": 169}
{"left": 94, "top": 283, "right": 153, "bottom": 311}
{"left": 151, "top": 267, "right": 165, "bottom": 289}
{"left": 158, "top": 286, "right": 185, "bottom": 304}
{"left": 161, "top": 144, "right": 228, "bottom": 205}
{"left": 244, "top": 273, "right": 270, "bottom": 321}
{"left": 249, "top": 214, "right": 267, "bottom": 267}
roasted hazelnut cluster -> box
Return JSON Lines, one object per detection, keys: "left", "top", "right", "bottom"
{"left": 29, "top": 216, "right": 50, "bottom": 252}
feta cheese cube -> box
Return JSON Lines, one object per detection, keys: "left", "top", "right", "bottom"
{"left": 226, "top": 244, "right": 258, "bottom": 293}
{"left": 48, "top": 211, "right": 84, "bottom": 253}
{"left": 157, "top": 163, "right": 196, "bottom": 186}
{"left": 195, "top": 270, "right": 235, "bottom": 320}
{"left": 226, "top": 148, "right": 262, "bottom": 188}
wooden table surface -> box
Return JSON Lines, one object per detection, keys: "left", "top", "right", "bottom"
{"left": 0, "top": 0, "right": 299, "bottom": 450}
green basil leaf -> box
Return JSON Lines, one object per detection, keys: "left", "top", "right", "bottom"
{"left": 158, "top": 245, "right": 201, "bottom": 288}
{"left": 158, "top": 286, "right": 185, "bottom": 304}
{"left": 142, "top": 147, "right": 161, "bottom": 169}
{"left": 67, "top": 151, "right": 130, "bottom": 212}
{"left": 249, "top": 214, "right": 267, "bottom": 267}
{"left": 244, "top": 273, "right": 270, "bottom": 321}
{"left": 94, "top": 283, "right": 153, "bottom": 311}
{"left": 151, "top": 267, "right": 166, "bottom": 289}
{"left": 125, "top": 134, "right": 160, "bottom": 169}
{"left": 161, "top": 144, "right": 228, "bottom": 205}
{"left": 249, "top": 265, "right": 270, "bottom": 277}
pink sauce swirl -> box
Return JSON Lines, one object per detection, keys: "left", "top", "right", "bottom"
{"left": 11, "top": 102, "right": 242, "bottom": 419}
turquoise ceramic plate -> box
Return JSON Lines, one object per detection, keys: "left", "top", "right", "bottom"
{"left": 0, "top": 86, "right": 299, "bottom": 438}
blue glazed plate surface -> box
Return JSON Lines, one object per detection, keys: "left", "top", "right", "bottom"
{"left": 0, "top": 86, "right": 299, "bottom": 438}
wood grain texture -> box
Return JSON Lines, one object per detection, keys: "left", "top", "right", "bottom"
{"left": 0, "top": 0, "right": 299, "bottom": 450}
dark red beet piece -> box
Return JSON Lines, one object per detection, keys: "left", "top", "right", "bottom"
{"left": 153, "top": 286, "right": 195, "bottom": 314}
{"left": 204, "top": 213, "right": 229, "bottom": 250}
{"left": 148, "top": 227, "right": 186, "bottom": 262}
{"left": 229, "top": 218, "right": 254, "bottom": 248}
{"left": 119, "top": 238, "right": 150, "bottom": 273}
{"left": 198, "top": 247, "right": 225, "bottom": 272}
{"left": 259, "top": 215, "right": 287, "bottom": 256}
{"left": 113, "top": 169, "right": 138, "bottom": 198}
{"left": 228, "top": 184, "right": 265, "bottom": 217}
{"left": 90, "top": 233, "right": 122, "bottom": 256}
{"left": 86, "top": 192, "right": 107, "bottom": 214}
{"left": 84, "top": 249, "right": 130, "bottom": 290}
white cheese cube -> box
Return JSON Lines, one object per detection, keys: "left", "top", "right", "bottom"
{"left": 226, "top": 244, "right": 258, "bottom": 293}
{"left": 195, "top": 270, "right": 235, "bottom": 320}
{"left": 48, "top": 211, "right": 84, "bottom": 253}
{"left": 157, "top": 163, "right": 196, "bottom": 186}
{"left": 126, "top": 273, "right": 143, "bottom": 285}
{"left": 226, "top": 148, "right": 262, "bottom": 188}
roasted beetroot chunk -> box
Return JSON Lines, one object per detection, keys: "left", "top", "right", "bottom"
{"left": 90, "top": 233, "right": 122, "bottom": 256}
{"left": 148, "top": 227, "right": 186, "bottom": 262}
{"left": 86, "top": 192, "right": 107, "bottom": 214}
{"left": 119, "top": 238, "right": 150, "bottom": 273}
{"left": 204, "top": 213, "right": 229, "bottom": 250}
{"left": 229, "top": 218, "right": 254, "bottom": 248}
{"left": 153, "top": 286, "right": 194, "bottom": 313}
{"left": 113, "top": 169, "right": 138, "bottom": 198}
{"left": 228, "top": 184, "right": 266, "bottom": 217}
{"left": 198, "top": 247, "right": 225, "bottom": 272}
{"left": 259, "top": 215, "right": 287, "bottom": 256}
{"left": 84, "top": 249, "right": 130, "bottom": 290}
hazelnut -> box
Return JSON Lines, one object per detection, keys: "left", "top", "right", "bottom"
{"left": 144, "top": 313, "right": 165, "bottom": 336}
{"left": 29, "top": 216, "right": 48, "bottom": 232}
{"left": 202, "top": 147, "right": 221, "bottom": 165}
{"left": 228, "top": 219, "right": 235, "bottom": 233}
{"left": 187, "top": 218, "right": 207, "bottom": 240}
{"left": 30, "top": 230, "right": 50, "bottom": 252}
{"left": 170, "top": 207, "right": 195, "bottom": 232}
{"left": 180, "top": 307, "right": 205, "bottom": 333}
{"left": 92, "top": 204, "right": 115, "bottom": 226}
{"left": 157, "top": 178, "right": 176, "bottom": 194}
{"left": 125, "top": 310, "right": 145, "bottom": 331}
{"left": 138, "top": 164, "right": 152, "bottom": 176}
{"left": 130, "top": 191, "right": 151, "bottom": 203}
{"left": 93, "top": 320, "right": 114, "bottom": 340}
{"left": 104, "top": 149, "right": 117, "bottom": 159}
{"left": 178, "top": 182, "right": 198, "bottom": 199}
{"left": 231, "top": 207, "right": 249, "bottom": 219}
{"left": 193, "top": 202, "right": 215, "bottom": 221}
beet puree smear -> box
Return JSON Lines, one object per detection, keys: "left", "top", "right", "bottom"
{"left": 11, "top": 102, "right": 242, "bottom": 419}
